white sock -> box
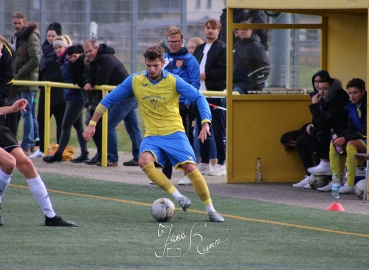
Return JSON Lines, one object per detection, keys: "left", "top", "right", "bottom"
{"left": 205, "top": 203, "right": 216, "bottom": 213}
{"left": 171, "top": 190, "right": 184, "bottom": 202}
{"left": 0, "top": 168, "right": 12, "bottom": 197}
{"left": 27, "top": 176, "right": 56, "bottom": 218}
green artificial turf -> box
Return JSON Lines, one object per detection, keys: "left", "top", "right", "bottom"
{"left": 1, "top": 171, "right": 368, "bottom": 270}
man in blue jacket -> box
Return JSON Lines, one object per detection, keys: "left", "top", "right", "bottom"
{"left": 160, "top": 26, "right": 200, "bottom": 185}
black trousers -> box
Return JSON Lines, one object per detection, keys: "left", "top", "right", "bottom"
{"left": 296, "top": 127, "right": 330, "bottom": 174}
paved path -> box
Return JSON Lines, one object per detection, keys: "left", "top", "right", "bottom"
{"left": 31, "top": 149, "right": 369, "bottom": 216}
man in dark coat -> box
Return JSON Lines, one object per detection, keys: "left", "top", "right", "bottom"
{"left": 192, "top": 18, "right": 227, "bottom": 177}
{"left": 10, "top": 12, "right": 40, "bottom": 154}
{"left": 294, "top": 75, "right": 349, "bottom": 189}
{"left": 232, "top": 21, "right": 270, "bottom": 93}
{"left": 83, "top": 40, "right": 142, "bottom": 166}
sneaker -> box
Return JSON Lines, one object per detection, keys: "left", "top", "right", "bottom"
{"left": 339, "top": 184, "right": 355, "bottom": 194}
{"left": 0, "top": 203, "right": 3, "bottom": 226}
{"left": 149, "top": 180, "right": 155, "bottom": 185}
{"left": 307, "top": 162, "right": 332, "bottom": 175}
{"left": 292, "top": 175, "right": 309, "bottom": 188}
{"left": 317, "top": 182, "right": 332, "bottom": 192}
{"left": 70, "top": 155, "right": 89, "bottom": 163}
{"left": 208, "top": 211, "right": 225, "bottom": 222}
{"left": 178, "top": 175, "right": 192, "bottom": 185}
{"left": 177, "top": 196, "right": 192, "bottom": 211}
{"left": 96, "top": 161, "right": 118, "bottom": 167}
{"left": 44, "top": 215, "right": 77, "bottom": 227}
{"left": 29, "top": 149, "right": 45, "bottom": 159}
{"left": 198, "top": 163, "right": 210, "bottom": 175}
{"left": 208, "top": 165, "right": 221, "bottom": 176}
{"left": 303, "top": 183, "right": 311, "bottom": 189}
{"left": 122, "top": 158, "right": 139, "bottom": 166}
{"left": 34, "top": 138, "right": 40, "bottom": 146}
{"left": 219, "top": 164, "right": 227, "bottom": 176}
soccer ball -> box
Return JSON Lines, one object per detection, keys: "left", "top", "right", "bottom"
{"left": 308, "top": 174, "right": 329, "bottom": 190}
{"left": 354, "top": 179, "right": 366, "bottom": 200}
{"left": 151, "top": 198, "right": 176, "bottom": 222}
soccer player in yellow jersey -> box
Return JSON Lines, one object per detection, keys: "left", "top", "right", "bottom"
{"left": 83, "top": 45, "right": 224, "bottom": 222}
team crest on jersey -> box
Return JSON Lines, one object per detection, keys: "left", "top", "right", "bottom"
{"left": 175, "top": 60, "right": 183, "bottom": 68}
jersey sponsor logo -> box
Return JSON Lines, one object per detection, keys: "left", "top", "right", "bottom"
{"left": 143, "top": 84, "right": 149, "bottom": 87}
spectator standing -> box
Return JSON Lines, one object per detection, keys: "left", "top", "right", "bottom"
{"left": 193, "top": 18, "right": 227, "bottom": 176}
{"left": 29, "top": 22, "right": 66, "bottom": 159}
{"left": 83, "top": 39, "right": 142, "bottom": 166}
{"left": 326, "top": 78, "right": 367, "bottom": 194}
{"left": 43, "top": 39, "right": 90, "bottom": 163}
{"left": 233, "top": 21, "right": 270, "bottom": 94}
{"left": 10, "top": 12, "right": 40, "bottom": 155}
{"left": 83, "top": 45, "right": 224, "bottom": 222}
{"left": 0, "top": 36, "right": 14, "bottom": 129}
{"left": 160, "top": 26, "right": 200, "bottom": 184}
{"left": 187, "top": 37, "right": 218, "bottom": 175}
{"left": 293, "top": 72, "right": 349, "bottom": 189}
{"left": 187, "top": 37, "right": 203, "bottom": 55}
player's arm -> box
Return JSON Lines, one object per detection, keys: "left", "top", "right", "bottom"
{"left": 0, "top": 98, "right": 27, "bottom": 115}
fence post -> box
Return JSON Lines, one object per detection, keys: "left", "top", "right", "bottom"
{"left": 44, "top": 83, "right": 51, "bottom": 156}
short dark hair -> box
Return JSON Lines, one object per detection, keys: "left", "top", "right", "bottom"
{"left": 67, "top": 44, "right": 84, "bottom": 56}
{"left": 346, "top": 78, "right": 366, "bottom": 91}
{"left": 143, "top": 45, "right": 164, "bottom": 61}
{"left": 318, "top": 76, "right": 333, "bottom": 86}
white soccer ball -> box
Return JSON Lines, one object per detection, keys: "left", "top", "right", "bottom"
{"left": 354, "top": 179, "right": 366, "bottom": 200}
{"left": 151, "top": 198, "right": 176, "bottom": 222}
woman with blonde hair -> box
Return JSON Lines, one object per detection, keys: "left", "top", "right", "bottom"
{"left": 187, "top": 37, "right": 203, "bottom": 54}
{"left": 30, "top": 22, "right": 66, "bottom": 159}
{"left": 43, "top": 38, "right": 89, "bottom": 163}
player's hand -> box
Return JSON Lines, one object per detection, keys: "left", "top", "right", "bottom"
{"left": 12, "top": 98, "right": 28, "bottom": 112}
{"left": 198, "top": 122, "right": 211, "bottom": 143}
{"left": 83, "top": 125, "right": 96, "bottom": 142}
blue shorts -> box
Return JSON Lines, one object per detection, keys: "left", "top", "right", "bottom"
{"left": 139, "top": 131, "right": 196, "bottom": 169}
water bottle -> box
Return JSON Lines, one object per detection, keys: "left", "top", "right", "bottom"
{"left": 255, "top": 157, "right": 262, "bottom": 183}
{"left": 331, "top": 173, "right": 341, "bottom": 199}
{"left": 331, "top": 129, "right": 343, "bottom": 154}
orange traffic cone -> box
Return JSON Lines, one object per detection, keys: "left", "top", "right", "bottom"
{"left": 327, "top": 202, "right": 346, "bottom": 212}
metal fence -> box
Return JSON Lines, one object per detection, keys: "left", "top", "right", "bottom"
{"left": 0, "top": 0, "right": 224, "bottom": 73}
{"left": 0, "top": 1, "right": 321, "bottom": 87}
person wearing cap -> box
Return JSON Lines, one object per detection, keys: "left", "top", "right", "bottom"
{"left": 30, "top": 22, "right": 66, "bottom": 159}
{"left": 293, "top": 71, "right": 349, "bottom": 189}
{"left": 232, "top": 20, "right": 269, "bottom": 94}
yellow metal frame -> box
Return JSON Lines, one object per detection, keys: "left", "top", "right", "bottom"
{"left": 12, "top": 80, "right": 235, "bottom": 167}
